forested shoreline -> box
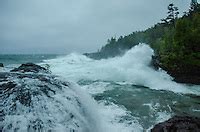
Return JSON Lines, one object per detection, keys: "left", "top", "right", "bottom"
{"left": 85, "top": 2, "right": 200, "bottom": 84}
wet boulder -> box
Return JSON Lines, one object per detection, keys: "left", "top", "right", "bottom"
{"left": 0, "top": 69, "right": 94, "bottom": 132}
{"left": 0, "top": 63, "right": 3, "bottom": 67}
{"left": 151, "top": 116, "right": 200, "bottom": 132}
{"left": 10, "top": 63, "right": 50, "bottom": 73}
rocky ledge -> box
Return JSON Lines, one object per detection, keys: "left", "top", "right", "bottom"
{"left": 151, "top": 56, "right": 200, "bottom": 85}
{"left": 0, "top": 63, "right": 90, "bottom": 131}
{"left": 10, "top": 63, "right": 50, "bottom": 73}
{"left": 151, "top": 116, "right": 200, "bottom": 132}
{"left": 0, "top": 63, "right": 3, "bottom": 67}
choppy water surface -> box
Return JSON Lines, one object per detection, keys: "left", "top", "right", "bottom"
{"left": 44, "top": 44, "right": 200, "bottom": 131}
{"left": 0, "top": 54, "right": 58, "bottom": 66}
{"left": 1, "top": 44, "right": 200, "bottom": 131}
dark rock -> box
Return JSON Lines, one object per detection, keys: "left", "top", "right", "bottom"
{"left": 16, "top": 90, "right": 32, "bottom": 106}
{"left": 0, "top": 72, "right": 59, "bottom": 108}
{"left": 10, "top": 63, "right": 50, "bottom": 73}
{"left": 168, "top": 63, "right": 200, "bottom": 85}
{"left": 173, "top": 74, "right": 200, "bottom": 85}
{"left": 0, "top": 68, "right": 84, "bottom": 131}
{"left": 151, "top": 55, "right": 200, "bottom": 85}
{"left": 0, "top": 63, "right": 3, "bottom": 67}
{"left": 162, "top": 64, "right": 200, "bottom": 85}
{"left": 0, "top": 81, "right": 17, "bottom": 89}
{"left": 150, "top": 55, "right": 161, "bottom": 70}
{"left": 0, "top": 71, "right": 72, "bottom": 130}
{"left": 151, "top": 116, "right": 200, "bottom": 132}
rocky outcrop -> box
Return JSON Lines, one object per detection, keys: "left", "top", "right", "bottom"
{"left": 150, "top": 55, "right": 161, "bottom": 70}
{"left": 151, "top": 116, "right": 200, "bottom": 132}
{"left": 10, "top": 63, "right": 50, "bottom": 73}
{"left": 151, "top": 56, "right": 200, "bottom": 85}
{"left": 168, "top": 66, "right": 200, "bottom": 85}
{"left": 0, "top": 63, "right": 3, "bottom": 67}
{"left": 0, "top": 63, "right": 90, "bottom": 132}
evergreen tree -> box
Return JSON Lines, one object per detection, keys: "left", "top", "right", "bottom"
{"left": 161, "top": 3, "right": 179, "bottom": 26}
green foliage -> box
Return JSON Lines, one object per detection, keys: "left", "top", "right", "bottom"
{"left": 160, "top": 3, "right": 200, "bottom": 73}
{"left": 161, "top": 3, "right": 179, "bottom": 26}
{"left": 87, "top": 3, "right": 200, "bottom": 77}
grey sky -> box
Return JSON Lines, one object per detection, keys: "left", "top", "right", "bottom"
{"left": 0, "top": 0, "right": 191, "bottom": 54}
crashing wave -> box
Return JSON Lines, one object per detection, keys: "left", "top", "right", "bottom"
{"left": 0, "top": 63, "right": 100, "bottom": 132}
{"left": 45, "top": 44, "right": 200, "bottom": 95}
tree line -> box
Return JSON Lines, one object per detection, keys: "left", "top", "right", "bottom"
{"left": 85, "top": 2, "right": 200, "bottom": 83}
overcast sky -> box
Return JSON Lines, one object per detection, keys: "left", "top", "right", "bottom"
{"left": 0, "top": 0, "right": 191, "bottom": 54}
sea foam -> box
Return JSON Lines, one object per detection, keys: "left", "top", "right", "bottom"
{"left": 45, "top": 43, "right": 200, "bottom": 95}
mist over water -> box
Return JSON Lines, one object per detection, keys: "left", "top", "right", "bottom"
{"left": 46, "top": 44, "right": 200, "bottom": 94}
{"left": 43, "top": 43, "right": 200, "bottom": 131}
{"left": 1, "top": 44, "right": 199, "bottom": 131}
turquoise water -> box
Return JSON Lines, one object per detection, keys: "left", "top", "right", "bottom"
{"left": 1, "top": 44, "right": 200, "bottom": 131}
{"left": 0, "top": 54, "right": 59, "bottom": 66}
{"left": 45, "top": 44, "right": 200, "bottom": 131}
{"left": 78, "top": 80, "right": 200, "bottom": 129}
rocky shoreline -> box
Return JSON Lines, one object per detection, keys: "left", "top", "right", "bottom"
{"left": 0, "top": 63, "right": 90, "bottom": 131}
{"left": 151, "top": 55, "right": 200, "bottom": 85}
{"left": 0, "top": 63, "right": 3, "bottom": 67}
{"left": 151, "top": 116, "right": 200, "bottom": 132}
{"left": 1, "top": 63, "right": 200, "bottom": 131}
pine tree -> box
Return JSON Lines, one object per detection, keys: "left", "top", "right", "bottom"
{"left": 161, "top": 3, "right": 179, "bottom": 27}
